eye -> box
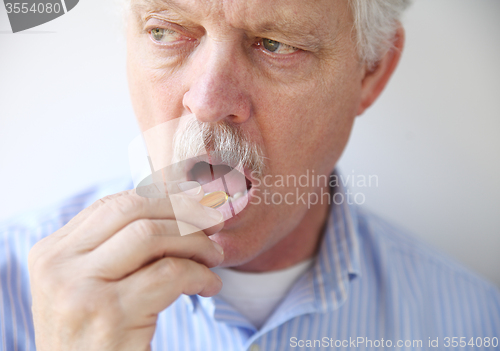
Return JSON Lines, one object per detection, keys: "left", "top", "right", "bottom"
{"left": 149, "top": 28, "right": 183, "bottom": 43}
{"left": 261, "top": 38, "right": 299, "bottom": 54}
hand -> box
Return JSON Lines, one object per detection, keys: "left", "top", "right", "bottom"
{"left": 28, "top": 182, "right": 224, "bottom": 351}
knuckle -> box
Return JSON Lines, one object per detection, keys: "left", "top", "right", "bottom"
{"left": 28, "top": 242, "right": 53, "bottom": 277}
{"left": 98, "top": 194, "right": 117, "bottom": 206}
{"left": 55, "top": 283, "right": 120, "bottom": 319}
{"left": 27, "top": 227, "right": 67, "bottom": 271}
{"left": 130, "top": 219, "right": 158, "bottom": 240}
{"left": 56, "top": 290, "right": 98, "bottom": 318}
{"left": 55, "top": 285, "right": 87, "bottom": 314}
{"left": 110, "top": 194, "right": 145, "bottom": 217}
{"left": 157, "top": 257, "right": 185, "bottom": 279}
{"left": 27, "top": 241, "right": 42, "bottom": 272}
{"left": 136, "top": 182, "right": 164, "bottom": 198}
{"left": 188, "top": 235, "right": 222, "bottom": 267}
{"left": 27, "top": 250, "right": 43, "bottom": 275}
{"left": 30, "top": 261, "right": 62, "bottom": 294}
{"left": 92, "top": 312, "right": 125, "bottom": 342}
{"left": 92, "top": 190, "right": 138, "bottom": 213}
{"left": 91, "top": 192, "right": 123, "bottom": 210}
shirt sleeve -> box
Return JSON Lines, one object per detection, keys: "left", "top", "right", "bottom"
{"left": 0, "top": 226, "right": 37, "bottom": 351}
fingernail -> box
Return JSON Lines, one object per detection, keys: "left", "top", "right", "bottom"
{"left": 211, "top": 240, "right": 224, "bottom": 256}
{"left": 204, "top": 206, "right": 224, "bottom": 223}
{"left": 177, "top": 181, "right": 202, "bottom": 196}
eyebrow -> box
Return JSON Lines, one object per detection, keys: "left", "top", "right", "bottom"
{"left": 249, "top": 19, "right": 323, "bottom": 51}
{"left": 132, "top": 0, "right": 325, "bottom": 51}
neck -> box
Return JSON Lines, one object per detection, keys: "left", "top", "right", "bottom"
{"left": 234, "top": 185, "right": 331, "bottom": 273}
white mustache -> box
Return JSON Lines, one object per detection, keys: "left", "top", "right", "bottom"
{"left": 172, "top": 117, "right": 265, "bottom": 179}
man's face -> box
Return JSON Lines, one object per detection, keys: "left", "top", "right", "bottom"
{"left": 126, "top": 0, "right": 364, "bottom": 267}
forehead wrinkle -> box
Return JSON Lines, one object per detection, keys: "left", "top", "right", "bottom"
{"left": 132, "top": 0, "right": 223, "bottom": 18}
{"left": 132, "top": 0, "right": 182, "bottom": 12}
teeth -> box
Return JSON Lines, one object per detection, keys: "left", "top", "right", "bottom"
{"left": 227, "top": 190, "right": 248, "bottom": 202}
{"left": 232, "top": 192, "right": 243, "bottom": 200}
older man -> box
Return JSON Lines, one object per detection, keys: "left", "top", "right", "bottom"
{"left": 1, "top": 0, "right": 499, "bottom": 350}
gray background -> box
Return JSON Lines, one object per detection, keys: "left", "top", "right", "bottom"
{"left": 0, "top": 0, "right": 499, "bottom": 287}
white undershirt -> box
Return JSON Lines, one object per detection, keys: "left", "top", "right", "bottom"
{"left": 211, "top": 259, "right": 314, "bottom": 329}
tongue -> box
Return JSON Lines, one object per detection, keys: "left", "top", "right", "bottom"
{"left": 190, "top": 162, "right": 248, "bottom": 196}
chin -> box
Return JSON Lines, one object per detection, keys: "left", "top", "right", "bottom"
{"left": 209, "top": 221, "right": 267, "bottom": 268}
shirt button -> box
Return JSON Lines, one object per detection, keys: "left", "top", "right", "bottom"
{"left": 250, "top": 344, "right": 260, "bottom": 351}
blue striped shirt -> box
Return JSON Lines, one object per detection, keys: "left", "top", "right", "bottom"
{"left": 1, "top": 174, "right": 499, "bottom": 350}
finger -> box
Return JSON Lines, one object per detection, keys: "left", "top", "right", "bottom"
{"left": 168, "top": 192, "right": 224, "bottom": 236}
{"left": 52, "top": 190, "right": 133, "bottom": 240}
{"left": 136, "top": 180, "right": 205, "bottom": 202}
{"left": 88, "top": 220, "right": 224, "bottom": 280}
{"left": 117, "top": 257, "right": 222, "bottom": 317}
{"left": 58, "top": 180, "right": 202, "bottom": 240}
{"left": 33, "top": 190, "right": 134, "bottom": 253}
{"left": 63, "top": 187, "right": 223, "bottom": 252}
{"left": 55, "top": 180, "right": 202, "bottom": 241}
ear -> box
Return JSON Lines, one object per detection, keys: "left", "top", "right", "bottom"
{"left": 357, "top": 24, "right": 405, "bottom": 116}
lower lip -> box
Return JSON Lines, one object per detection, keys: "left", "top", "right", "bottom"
{"left": 217, "top": 186, "right": 257, "bottom": 227}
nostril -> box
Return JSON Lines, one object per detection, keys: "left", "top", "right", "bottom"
{"left": 182, "top": 76, "right": 252, "bottom": 125}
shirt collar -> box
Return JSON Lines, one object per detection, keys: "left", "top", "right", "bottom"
{"left": 311, "top": 168, "right": 362, "bottom": 312}
{"left": 261, "top": 169, "right": 362, "bottom": 331}
{"left": 186, "top": 168, "right": 362, "bottom": 327}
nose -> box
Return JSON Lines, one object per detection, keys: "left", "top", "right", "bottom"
{"left": 182, "top": 40, "right": 252, "bottom": 125}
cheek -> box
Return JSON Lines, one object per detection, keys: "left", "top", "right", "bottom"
{"left": 252, "top": 71, "right": 358, "bottom": 177}
{"left": 127, "top": 55, "right": 187, "bottom": 131}
{"left": 126, "top": 28, "right": 187, "bottom": 132}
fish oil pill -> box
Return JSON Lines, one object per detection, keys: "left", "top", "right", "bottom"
{"left": 200, "top": 191, "right": 228, "bottom": 209}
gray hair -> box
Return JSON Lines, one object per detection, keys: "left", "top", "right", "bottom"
{"left": 349, "top": 0, "right": 412, "bottom": 70}
{"left": 172, "top": 117, "right": 266, "bottom": 179}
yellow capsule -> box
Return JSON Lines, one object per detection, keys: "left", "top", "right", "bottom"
{"left": 200, "top": 191, "right": 228, "bottom": 209}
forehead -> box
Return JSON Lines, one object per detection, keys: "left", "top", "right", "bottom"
{"left": 131, "top": 0, "right": 350, "bottom": 40}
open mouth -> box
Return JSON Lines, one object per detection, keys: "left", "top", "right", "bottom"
{"left": 188, "top": 161, "right": 253, "bottom": 203}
